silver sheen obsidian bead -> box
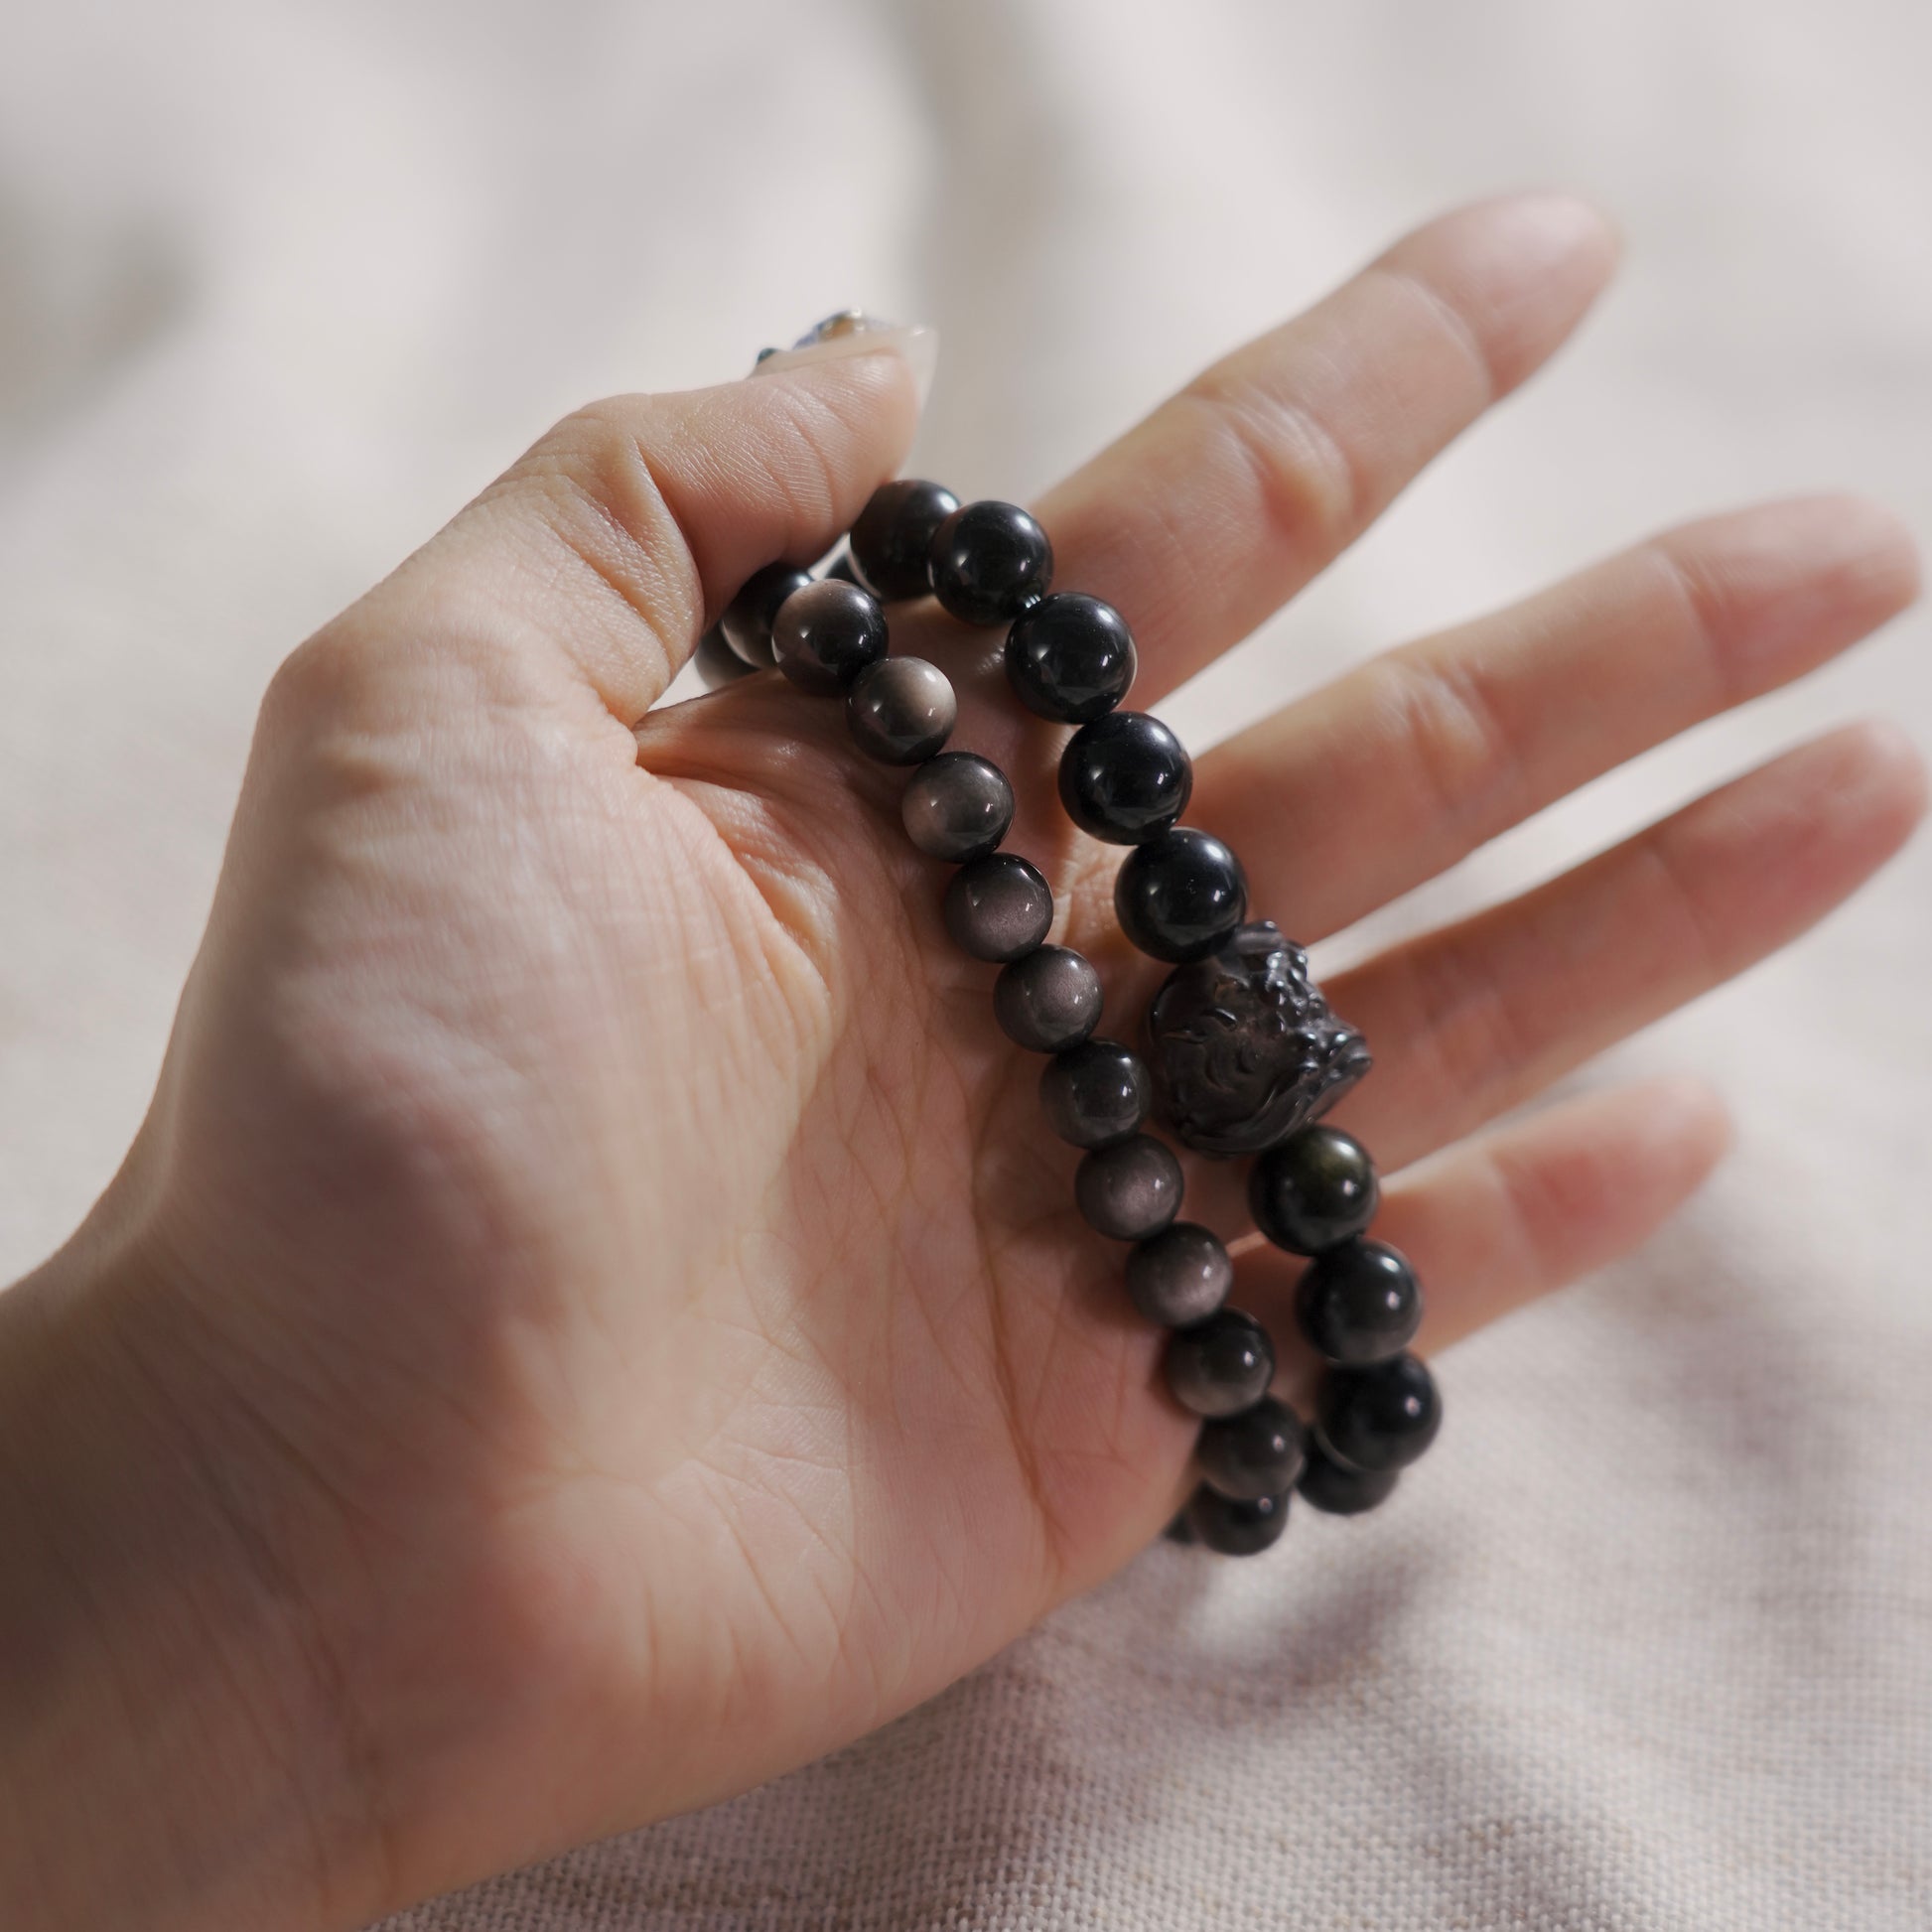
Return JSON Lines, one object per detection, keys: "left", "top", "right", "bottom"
{"left": 1074, "top": 1135, "right": 1182, "bottom": 1241}
{"left": 1183, "top": 1484, "right": 1290, "bottom": 1557}
{"left": 901, "top": 753, "right": 1014, "bottom": 862}
{"left": 1196, "top": 1395, "right": 1307, "bottom": 1501}
{"left": 1125, "top": 1221, "right": 1232, "bottom": 1327}
{"left": 1146, "top": 919, "right": 1371, "bottom": 1158}
{"left": 993, "top": 945, "right": 1102, "bottom": 1052}
{"left": 846, "top": 657, "right": 957, "bottom": 763}
{"left": 1164, "top": 1308, "right": 1274, "bottom": 1418}
{"left": 944, "top": 853, "right": 1052, "bottom": 962}
{"left": 1039, "top": 1038, "right": 1151, "bottom": 1150}
{"left": 771, "top": 579, "right": 889, "bottom": 694}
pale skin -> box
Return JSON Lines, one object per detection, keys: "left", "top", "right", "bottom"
{"left": 0, "top": 194, "right": 1923, "bottom": 1931}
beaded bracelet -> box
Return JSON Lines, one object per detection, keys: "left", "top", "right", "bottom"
{"left": 693, "top": 315, "right": 1442, "bottom": 1557}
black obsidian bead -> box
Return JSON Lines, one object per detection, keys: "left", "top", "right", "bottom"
{"left": 901, "top": 753, "right": 1015, "bottom": 862}
{"left": 1004, "top": 594, "right": 1138, "bottom": 723}
{"left": 1297, "top": 1441, "right": 1400, "bottom": 1516}
{"left": 1057, "top": 712, "right": 1192, "bottom": 845}
{"left": 943, "top": 853, "right": 1052, "bottom": 962}
{"left": 1250, "top": 1126, "right": 1380, "bottom": 1256}
{"left": 1074, "top": 1135, "right": 1182, "bottom": 1241}
{"left": 1039, "top": 1037, "right": 1151, "bottom": 1150}
{"left": 1164, "top": 1308, "right": 1275, "bottom": 1418}
{"left": 721, "top": 561, "right": 814, "bottom": 667}
{"left": 1184, "top": 1484, "right": 1291, "bottom": 1557}
{"left": 1195, "top": 1395, "right": 1307, "bottom": 1501}
{"left": 771, "top": 580, "right": 890, "bottom": 694}
{"left": 1163, "top": 1510, "right": 1197, "bottom": 1545}
{"left": 993, "top": 945, "right": 1102, "bottom": 1052}
{"left": 694, "top": 625, "right": 753, "bottom": 690}
{"left": 850, "top": 480, "right": 960, "bottom": 602}
{"left": 846, "top": 657, "right": 956, "bottom": 764}
{"left": 1125, "top": 1221, "right": 1232, "bottom": 1327}
{"left": 1114, "top": 827, "right": 1248, "bottom": 964}
{"left": 1294, "top": 1239, "right": 1422, "bottom": 1366}
{"left": 928, "top": 500, "right": 1053, "bottom": 625}
{"left": 1315, "top": 1352, "right": 1442, "bottom": 1473}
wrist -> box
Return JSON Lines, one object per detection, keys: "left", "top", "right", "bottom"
{"left": 0, "top": 1213, "right": 391, "bottom": 1932}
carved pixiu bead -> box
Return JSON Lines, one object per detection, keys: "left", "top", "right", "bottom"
{"left": 1146, "top": 919, "right": 1371, "bottom": 1158}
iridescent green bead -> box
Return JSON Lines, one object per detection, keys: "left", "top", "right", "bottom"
{"left": 1249, "top": 1126, "right": 1379, "bottom": 1255}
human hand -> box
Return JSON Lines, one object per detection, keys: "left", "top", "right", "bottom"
{"left": 2, "top": 195, "right": 1921, "bottom": 1931}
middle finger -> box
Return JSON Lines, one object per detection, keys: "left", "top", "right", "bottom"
{"left": 1187, "top": 493, "right": 1920, "bottom": 940}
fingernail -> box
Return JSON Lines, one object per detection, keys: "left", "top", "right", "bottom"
{"left": 753, "top": 317, "right": 939, "bottom": 411}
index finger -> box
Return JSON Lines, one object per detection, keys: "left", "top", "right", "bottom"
{"left": 1032, "top": 194, "right": 1621, "bottom": 706}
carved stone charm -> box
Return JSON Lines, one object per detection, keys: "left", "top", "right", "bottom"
{"left": 1146, "top": 919, "right": 1372, "bottom": 1158}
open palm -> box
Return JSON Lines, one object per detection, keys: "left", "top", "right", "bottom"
{"left": 89, "top": 196, "right": 1921, "bottom": 1927}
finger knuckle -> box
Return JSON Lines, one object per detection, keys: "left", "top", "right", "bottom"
{"left": 1403, "top": 936, "right": 1534, "bottom": 1135}
{"left": 1370, "top": 646, "right": 1529, "bottom": 844}
{"left": 1178, "top": 375, "right": 1362, "bottom": 562}
{"left": 498, "top": 399, "right": 702, "bottom": 630}
{"left": 259, "top": 625, "right": 369, "bottom": 740}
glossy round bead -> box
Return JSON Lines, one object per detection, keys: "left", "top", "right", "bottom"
{"left": 1114, "top": 827, "right": 1248, "bottom": 963}
{"left": 721, "top": 561, "right": 813, "bottom": 667}
{"left": 1125, "top": 1221, "right": 1232, "bottom": 1327}
{"left": 1195, "top": 1395, "right": 1307, "bottom": 1501}
{"left": 1004, "top": 594, "right": 1138, "bottom": 723}
{"left": 1315, "top": 1352, "right": 1442, "bottom": 1473}
{"left": 1074, "top": 1135, "right": 1182, "bottom": 1241}
{"left": 1057, "top": 711, "right": 1192, "bottom": 845}
{"left": 846, "top": 657, "right": 956, "bottom": 764}
{"left": 928, "top": 499, "right": 1054, "bottom": 624}
{"left": 993, "top": 945, "right": 1102, "bottom": 1052}
{"left": 693, "top": 625, "right": 753, "bottom": 690}
{"left": 850, "top": 480, "right": 960, "bottom": 601}
{"left": 1294, "top": 1238, "right": 1422, "bottom": 1366}
{"left": 771, "top": 580, "right": 890, "bottom": 694}
{"left": 1297, "top": 1440, "right": 1400, "bottom": 1516}
{"left": 1039, "top": 1037, "right": 1151, "bottom": 1150}
{"left": 943, "top": 854, "right": 1052, "bottom": 962}
{"left": 1250, "top": 1126, "right": 1380, "bottom": 1256}
{"left": 900, "top": 753, "right": 1015, "bottom": 862}
{"left": 1164, "top": 1308, "right": 1275, "bottom": 1419}
{"left": 1184, "top": 1484, "right": 1291, "bottom": 1557}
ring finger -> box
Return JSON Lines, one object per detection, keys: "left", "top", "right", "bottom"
{"left": 1147, "top": 718, "right": 1922, "bottom": 1236}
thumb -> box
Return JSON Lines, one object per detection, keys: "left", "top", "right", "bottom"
{"left": 321, "top": 328, "right": 929, "bottom": 723}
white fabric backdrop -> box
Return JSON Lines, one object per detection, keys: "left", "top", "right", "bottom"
{"left": 3, "top": 1, "right": 1929, "bottom": 1925}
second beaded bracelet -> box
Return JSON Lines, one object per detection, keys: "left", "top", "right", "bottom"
{"left": 697, "top": 316, "right": 1444, "bottom": 1557}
